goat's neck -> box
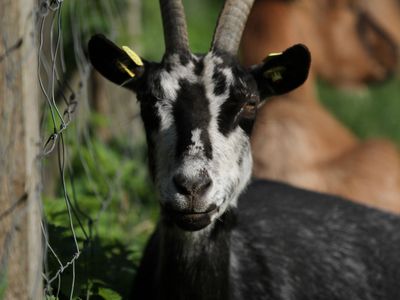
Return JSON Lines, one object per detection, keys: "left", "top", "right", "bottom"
{"left": 285, "top": 70, "right": 320, "bottom": 106}
{"left": 158, "top": 210, "right": 236, "bottom": 300}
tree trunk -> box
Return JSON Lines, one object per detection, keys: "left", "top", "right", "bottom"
{"left": 0, "top": 0, "right": 42, "bottom": 299}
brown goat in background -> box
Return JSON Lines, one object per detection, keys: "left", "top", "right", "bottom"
{"left": 241, "top": 0, "right": 400, "bottom": 212}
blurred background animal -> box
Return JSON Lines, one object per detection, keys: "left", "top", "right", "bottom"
{"left": 241, "top": 0, "right": 400, "bottom": 212}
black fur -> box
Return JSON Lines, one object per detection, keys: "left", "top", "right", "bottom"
{"left": 218, "top": 69, "right": 259, "bottom": 136}
{"left": 132, "top": 209, "right": 237, "bottom": 300}
{"left": 132, "top": 180, "right": 400, "bottom": 300}
{"left": 173, "top": 80, "right": 213, "bottom": 159}
{"left": 137, "top": 66, "right": 162, "bottom": 179}
{"left": 89, "top": 33, "right": 400, "bottom": 300}
{"left": 251, "top": 44, "right": 311, "bottom": 99}
{"left": 88, "top": 34, "right": 400, "bottom": 300}
{"left": 194, "top": 59, "right": 205, "bottom": 76}
{"left": 213, "top": 66, "right": 227, "bottom": 96}
{"left": 217, "top": 91, "right": 246, "bottom": 136}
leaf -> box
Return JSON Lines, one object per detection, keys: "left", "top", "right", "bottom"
{"left": 97, "top": 287, "right": 122, "bottom": 300}
{"left": 0, "top": 274, "right": 7, "bottom": 300}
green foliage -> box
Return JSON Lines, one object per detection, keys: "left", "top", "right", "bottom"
{"left": 59, "top": 0, "right": 130, "bottom": 78}
{"left": 43, "top": 119, "right": 157, "bottom": 298}
{"left": 0, "top": 270, "right": 7, "bottom": 300}
{"left": 141, "top": 0, "right": 224, "bottom": 60}
{"left": 44, "top": 224, "right": 139, "bottom": 299}
{"left": 97, "top": 287, "right": 123, "bottom": 300}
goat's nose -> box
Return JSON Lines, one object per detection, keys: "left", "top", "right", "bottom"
{"left": 173, "top": 172, "right": 212, "bottom": 197}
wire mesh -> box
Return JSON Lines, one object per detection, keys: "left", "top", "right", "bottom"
{"left": 36, "top": 0, "right": 149, "bottom": 298}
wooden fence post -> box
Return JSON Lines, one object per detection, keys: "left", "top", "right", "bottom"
{"left": 0, "top": 0, "right": 42, "bottom": 299}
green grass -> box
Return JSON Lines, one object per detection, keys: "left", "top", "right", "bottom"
{"left": 43, "top": 130, "right": 158, "bottom": 298}
{"left": 141, "top": 0, "right": 223, "bottom": 60}
{"left": 318, "top": 77, "right": 400, "bottom": 144}
{"left": 0, "top": 270, "right": 7, "bottom": 300}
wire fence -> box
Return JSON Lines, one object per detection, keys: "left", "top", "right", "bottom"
{"left": 38, "top": 3, "right": 81, "bottom": 296}
{"left": 36, "top": 0, "right": 150, "bottom": 298}
{"left": 0, "top": 0, "right": 159, "bottom": 298}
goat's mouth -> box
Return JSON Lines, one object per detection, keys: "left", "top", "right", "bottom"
{"left": 166, "top": 205, "right": 219, "bottom": 231}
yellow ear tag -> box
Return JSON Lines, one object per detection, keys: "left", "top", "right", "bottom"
{"left": 264, "top": 66, "right": 286, "bottom": 82}
{"left": 263, "top": 52, "right": 285, "bottom": 81}
{"left": 118, "top": 61, "right": 135, "bottom": 78}
{"left": 268, "top": 52, "right": 283, "bottom": 57}
{"left": 122, "top": 46, "right": 144, "bottom": 67}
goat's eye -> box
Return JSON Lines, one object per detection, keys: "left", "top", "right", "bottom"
{"left": 240, "top": 97, "right": 258, "bottom": 119}
{"left": 236, "top": 97, "right": 259, "bottom": 134}
{"left": 242, "top": 102, "right": 256, "bottom": 116}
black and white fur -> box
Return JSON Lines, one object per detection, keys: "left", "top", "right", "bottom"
{"left": 88, "top": 0, "right": 400, "bottom": 299}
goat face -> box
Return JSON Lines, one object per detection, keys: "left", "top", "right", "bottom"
{"left": 142, "top": 52, "right": 257, "bottom": 231}
{"left": 88, "top": 0, "right": 310, "bottom": 231}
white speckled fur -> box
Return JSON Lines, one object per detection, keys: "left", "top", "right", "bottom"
{"left": 153, "top": 53, "right": 252, "bottom": 220}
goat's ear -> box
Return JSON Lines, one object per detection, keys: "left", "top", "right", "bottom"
{"left": 357, "top": 12, "right": 398, "bottom": 73}
{"left": 251, "top": 44, "right": 311, "bottom": 99}
{"left": 88, "top": 34, "right": 145, "bottom": 89}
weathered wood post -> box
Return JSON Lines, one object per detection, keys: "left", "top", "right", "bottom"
{"left": 0, "top": 0, "right": 42, "bottom": 299}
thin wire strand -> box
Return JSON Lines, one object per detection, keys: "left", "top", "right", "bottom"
{"left": 38, "top": 0, "right": 134, "bottom": 297}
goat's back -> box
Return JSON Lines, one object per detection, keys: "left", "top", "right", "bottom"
{"left": 233, "top": 180, "right": 400, "bottom": 299}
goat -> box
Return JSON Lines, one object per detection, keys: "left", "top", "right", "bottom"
{"left": 241, "top": 0, "right": 400, "bottom": 213}
{"left": 88, "top": 0, "right": 400, "bottom": 299}
{"left": 359, "top": 0, "right": 400, "bottom": 56}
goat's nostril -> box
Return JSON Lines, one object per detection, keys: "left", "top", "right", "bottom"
{"left": 173, "top": 174, "right": 192, "bottom": 196}
{"left": 173, "top": 173, "right": 212, "bottom": 197}
{"left": 198, "top": 176, "right": 212, "bottom": 195}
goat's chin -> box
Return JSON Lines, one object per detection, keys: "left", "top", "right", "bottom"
{"left": 162, "top": 204, "right": 219, "bottom": 232}
{"left": 174, "top": 213, "right": 213, "bottom": 231}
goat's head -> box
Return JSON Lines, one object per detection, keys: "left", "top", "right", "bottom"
{"left": 88, "top": 0, "right": 310, "bottom": 231}
{"left": 241, "top": 0, "right": 399, "bottom": 88}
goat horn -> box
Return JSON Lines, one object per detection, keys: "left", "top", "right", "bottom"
{"left": 159, "top": 0, "right": 190, "bottom": 55}
{"left": 211, "top": 0, "right": 255, "bottom": 55}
